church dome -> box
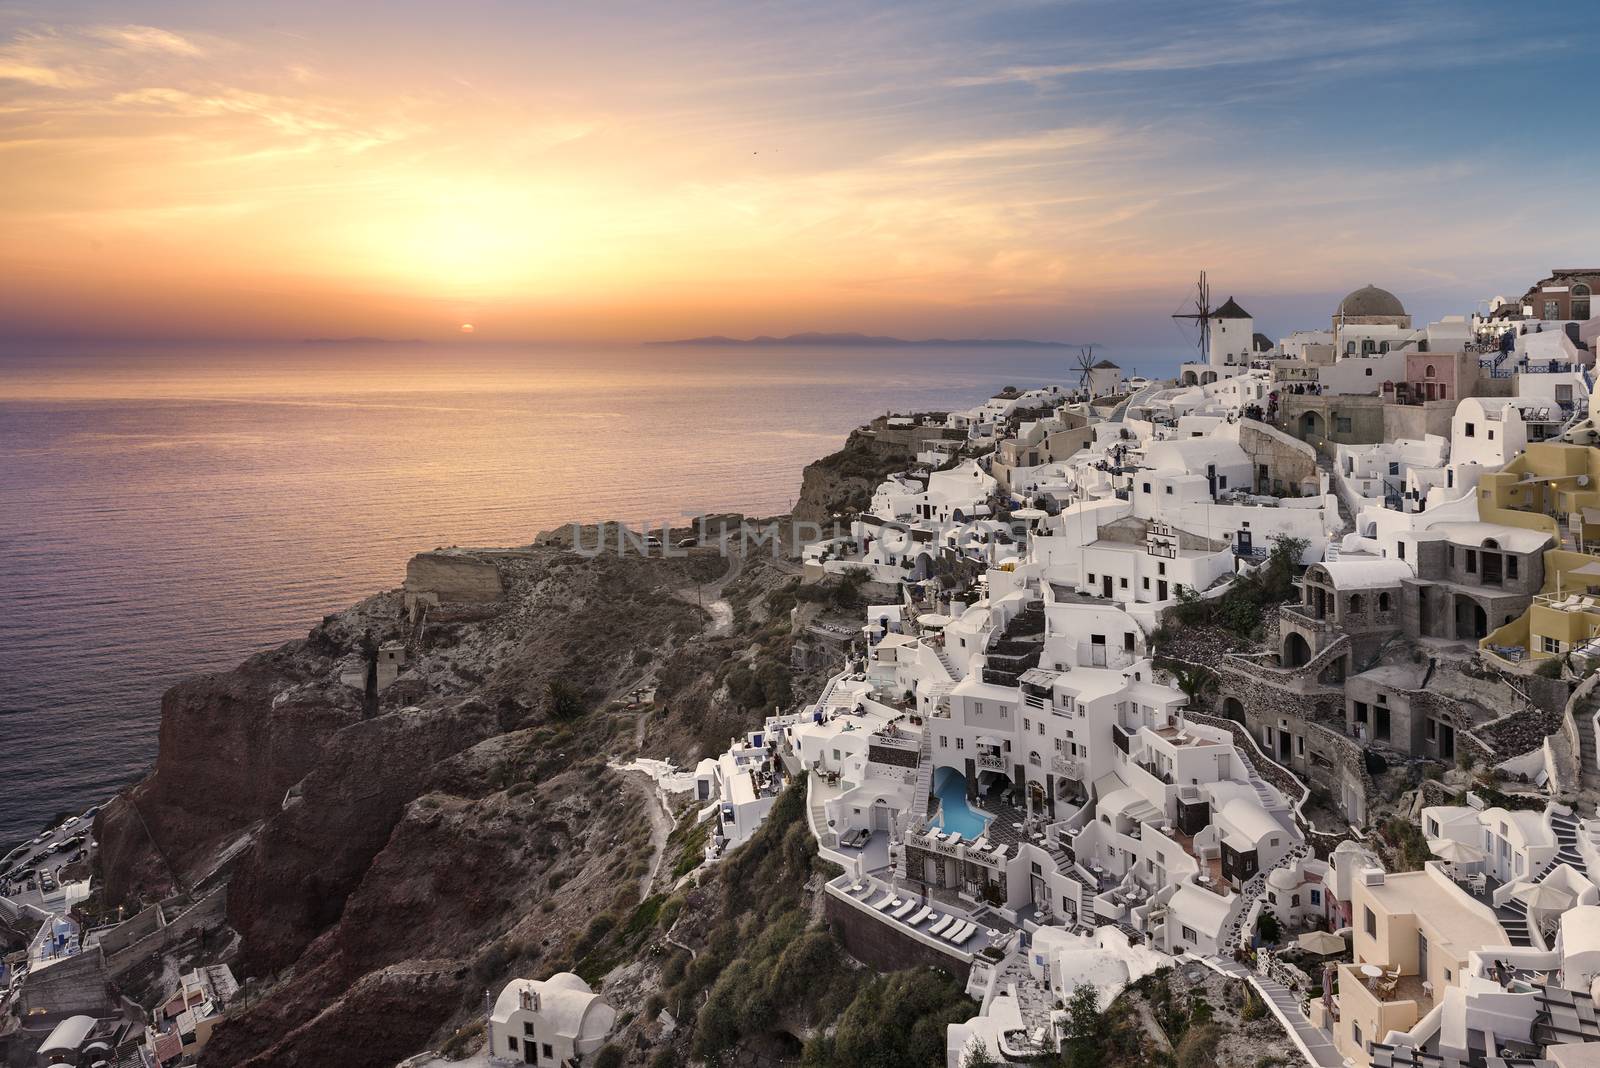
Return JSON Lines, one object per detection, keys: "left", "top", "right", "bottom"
{"left": 1338, "top": 284, "right": 1406, "bottom": 319}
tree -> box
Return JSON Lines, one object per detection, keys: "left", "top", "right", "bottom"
{"left": 1173, "top": 666, "right": 1217, "bottom": 709}
{"left": 1255, "top": 909, "right": 1282, "bottom": 945}
{"left": 1061, "top": 983, "right": 1104, "bottom": 1068}
{"left": 545, "top": 678, "right": 586, "bottom": 721}
{"left": 962, "top": 1037, "right": 1000, "bottom": 1067}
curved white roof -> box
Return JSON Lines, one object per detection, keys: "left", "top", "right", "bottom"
{"left": 492, "top": 974, "right": 617, "bottom": 1046}
{"left": 1267, "top": 862, "right": 1302, "bottom": 890}
{"left": 1218, "top": 798, "right": 1283, "bottom": 846}
{"left": 1169, "top": 883, "right": 1235, "bottom": 935}
{"left": 39, "top": 1015, "right": 95, "bottom": 1053}
{"left": 1312, "top": 559, "right": 1412, "bottom": 590}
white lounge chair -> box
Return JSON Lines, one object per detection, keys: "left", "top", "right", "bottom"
{"left": 948, "top": 923, "right": 976, "bottom": 946}
{"left": 929, "top": 914, "right": 954, "bottom": 936}
{"left": 891, "top": 899, "right": 918, "bottom": 920}
{"left": 907, "top": 906, "right": 934, "bottom": 926}
{"left": 870, "top": 892, "right": 896, "bottom": 911}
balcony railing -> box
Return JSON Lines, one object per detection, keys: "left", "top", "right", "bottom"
{"left": 1052, "top": 754, "right": 1082, "bottom": 779}
{"left": 976, "top": 751, "right": 1007, "bottom": 771}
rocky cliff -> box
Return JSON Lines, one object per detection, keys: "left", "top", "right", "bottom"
{"left": 94, "top": 544, "right": 787, "bottom": 1067}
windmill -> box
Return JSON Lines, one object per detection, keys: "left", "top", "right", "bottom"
{"left": 1074, "top": 345, "right": 1098, "bottom": 398}
{"left": 1171, "top": 270, "right": 1211, "bottom": 368}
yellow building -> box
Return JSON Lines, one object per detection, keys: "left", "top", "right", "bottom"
{"left": 1328, "top": 865, "right": 1507, "bottom": 1066}
{"left": 1478, "top": 443, "right": 1600, "bottom": 669}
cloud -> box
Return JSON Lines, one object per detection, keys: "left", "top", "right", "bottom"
{"left": 899, "top": 125, "right": 1117, "bottom": 165}
{"left": 89, "top": 25, "right": 204, "bottom": 57}
{"left": 0, "top": 30, "right": 99, "bottom": 88}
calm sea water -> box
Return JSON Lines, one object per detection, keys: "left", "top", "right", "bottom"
{"left": 0, "top": 341, "right": 1176, "bottom": 849}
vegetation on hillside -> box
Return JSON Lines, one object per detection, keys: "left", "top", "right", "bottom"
{"left": 1168, "top": 535, "right": 1307, "bottom": 639}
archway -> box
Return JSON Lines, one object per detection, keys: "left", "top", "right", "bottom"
{"left": 1301, "top": 411, "right": 1321, "bottom": 438}
{"left": 1222, "top": 697, "right": 1246, "bottom": 724}
{"left": 1282, "top": 632, "right": 1312, "bottom": 668}
{"left": 1181, "top": 371, "right": 1199, "bottom": 386}
{"left": 1455, "top": 596, "right": 1487, "bottom": 640}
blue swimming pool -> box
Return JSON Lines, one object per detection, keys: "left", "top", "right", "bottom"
{"left": 932, "top": 766, "right": 990, "bottom": 839}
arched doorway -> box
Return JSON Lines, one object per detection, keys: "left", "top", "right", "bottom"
{"left": 1282, "top": 632, "right": 1312, "bottom": 668}
{"left": 1301, "top": 411, "right": 1321, "bottom": 438}
{"left": 1222, "top": 697, "right": 1246, "bottom": 723}
{"left": 1455, "top": 596, "right": 1487, "bottom": 640}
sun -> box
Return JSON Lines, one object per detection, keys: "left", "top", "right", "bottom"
{"left": 459, "top": 323, "right": 475, "bottom": 334}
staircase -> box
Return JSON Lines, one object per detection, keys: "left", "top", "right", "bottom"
{"left": 897, "top": 730, "right": 937, "bottom": 882}
{"left": 1323, "top": 541, "right": 1341, "bottom": 563}
{"left": 933, "top": 644, "right": 958, "bottom": 681}
{"left": 1551, "top": 811, "right": 1586, "bottom": 871}
{"left": 1576, "top": 703, "right": 1599, "bottom": 791}
{"left": 1494, "top": 897, "right": 1534, "bottom": 947}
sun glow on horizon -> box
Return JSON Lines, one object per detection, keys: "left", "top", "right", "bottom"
{"left": 2, "top": 2, "right": 1598, "bottom": 343}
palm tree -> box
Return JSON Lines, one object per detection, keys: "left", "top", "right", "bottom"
{"left": 1173, "top": 665, "right": 1217, "bottom": 710}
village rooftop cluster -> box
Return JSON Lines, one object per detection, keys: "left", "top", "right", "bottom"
{"left": 686, "top": 271, "right": 1600, "bottom": 1068}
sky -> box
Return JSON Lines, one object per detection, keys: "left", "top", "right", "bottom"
{"left": 2, "top": 0, "right": 1596, "bottom": 345}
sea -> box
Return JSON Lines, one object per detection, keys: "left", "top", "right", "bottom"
{"left": 0, "top": 341, "right": 1178, "bottom": 850}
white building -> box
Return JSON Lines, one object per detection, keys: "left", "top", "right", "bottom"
{"left": 488, "top": 973, "right": 616, "bottom": 1067}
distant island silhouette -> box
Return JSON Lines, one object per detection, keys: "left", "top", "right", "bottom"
{"left": 652, "top": 331, "right": 1076, "bottom": 348}
{"left": 301, "top": 336, "right": 424, "bottom": 345}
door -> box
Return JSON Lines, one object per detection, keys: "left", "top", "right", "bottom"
{"left": 1091, "top": 634, "right": 1107, "bottom": 667}
{"left": 924, "top": 857, "right": 941, "bottom": 885}
{"left": 1157, "top": 579, "right": 1168, "bottom": 600}
{"left": 1277, "top": 729, "right": 1291, "bottom": 762}
{"left": 524, "top": 1040, "right": 538, "bottom": 1064}
{"left": 1236, "top": 530, "right": 1253, "bottom": 556}
{"left": 1031, "top": 874, "right": 1047, "bottom": 911}
{"left": 1102, "top": 575, "right": 1114, "bottom": 599}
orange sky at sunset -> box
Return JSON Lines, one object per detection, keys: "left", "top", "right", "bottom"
{"left": 4, "top": 2, "right": 1598, "bottom": 343}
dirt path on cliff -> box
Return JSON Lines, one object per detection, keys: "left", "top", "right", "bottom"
{"left": 619, "top": 769, "right": 675, "bottom": 899}
{"left": 674, "top": 548, "right": 744, "bottom": 638}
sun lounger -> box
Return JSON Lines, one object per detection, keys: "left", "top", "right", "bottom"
{"left": 869, "top": 892, "right": 896, "bottom": 911}
{"left": 929, "top": 914, "right": 954, "bottom": 936}
{"left": 907, "top": 906, "right": 934, "bottom": 926}
{"left": 890, "top": 899, "right": 918, "bottom": 920}
{"left": 941, "top": 920, "right": 970, "bottom": 943}
{"left": 948, "top": 923, "right": 976, "bottom": 946}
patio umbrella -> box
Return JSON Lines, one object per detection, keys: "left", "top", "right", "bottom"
{"left": 1515, "top": 882, "right": 1574, "bottom": 912}
{"left": 1297, "top": 930, "right": 1347, "bottom": 956}
{"left": 1428, "top": 839, "right": 1486, "bottom": 865}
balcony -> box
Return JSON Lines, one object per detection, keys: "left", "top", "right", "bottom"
{"left": 1052, "top": 754, "right": 1082, "bottom": 779}
{"left": 1280, "top": 603, "right": 1335, "bottom": 632}
{"left": 975, "top": 750, "right": 1007, "bottom": 772}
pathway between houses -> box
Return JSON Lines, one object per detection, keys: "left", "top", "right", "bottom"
{"left": 1205, "top": 957, "right": 1343, "bottom": 1067}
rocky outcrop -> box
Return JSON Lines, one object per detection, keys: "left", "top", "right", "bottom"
{"left": 792, "top": 429, "right": 914, "bottom": 523}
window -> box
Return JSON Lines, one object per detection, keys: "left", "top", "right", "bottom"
{"left": 1181, "top": 925, "right": 1197, "bottom": 943}
{"left": 1365, "top": 367, "right": 1373, "bottom": 376}
{"left": 1292, "top": 894, "right": 1300, "bottom": 907}
{"left": 1165, "top": 485, "right": 1173, "bottom": 495}
{"left": 508, "top": 1038, "right": 519, "bottom": 1052}
{"left": 1398, "top": 541, "right": 1405, "bottom": 561}
{"left": 543, "top": 1045, "right": 554, "bottom": 1061}
{"left": 1464, "top": 422, "right": 1475, "bottom": 437}
{"left": 1119, "top": 576, "right": 1129, "bottom": 588}
{"left": 1574, "top": 283, "right": 1591, "bottom": 320}
{"left": 956, "top": 738, "right": 965, "bottom": 749}
{"left": 1488, "top": 429, "right": 1495, "bottom": 441}
{"left": 1310, "top": 888, "right": 1321, "bottom": 906}
{"left": 1024, "top": 718, "right": 1031, "bottom": 730}
{"left": 1337, "top": 417, "right": 1353, "bottom": 433}
{"left": 1365, "top": 906, "right": 1377, "bottom": 937}
{"left": 1142, "top": 482, "right": 1151, "bottom": 494}
{"left": 1218, "top": 475, "right": 1228, "bottom": 489}
{"left": 1142, "top": 577, "right": 1150, "bottom": 590}
{"left": 940, "top": 735, "right": 947, "bottom": 747}
{"left": 524, "top": 1023, "right": 535, "bottom": 1036}
{"left": 1378, "top": 592, "right": 1390, "bottom": 611}
{"left": 1465, "top": 549, "right": 1477, "bottom": 574}
{"left": 1447, "top": 545, "right": 1455, "bottom": 566}
{"left": 1542, "top": 635, "right": 1561, "bottom": 654}
{"left": 1425, "top": 364, "right": 1436, "bottom": 379}
{"left": 1508, "top": 557, "right": 1518, "bottom": 579}
{"left": 999, "top": 708, "right": 1008, "bottom": 720}
{"left": 1544, "top": 299, "right": 1560, "bottom": 320}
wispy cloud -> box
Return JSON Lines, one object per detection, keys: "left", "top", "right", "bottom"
{"left": 89, "top": 25, "right": 205, "bottom": 57}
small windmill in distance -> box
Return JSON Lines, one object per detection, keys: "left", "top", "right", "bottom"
{"left": 1170, "top": 270, "right": 1211, "bottom": 366}
{"left": 1074, "top": 344, "right": 1098, "bottom": 399}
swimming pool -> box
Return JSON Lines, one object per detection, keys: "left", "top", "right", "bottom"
{"left": 931, "top": 766, "right": 991, "bottom": 839}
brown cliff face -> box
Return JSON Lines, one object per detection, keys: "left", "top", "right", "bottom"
{"left": 96, "top": 627, "right": 367, "bottom": 904}
{"left": 99, "top": 546, "right": 734, "bottom": 1068}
